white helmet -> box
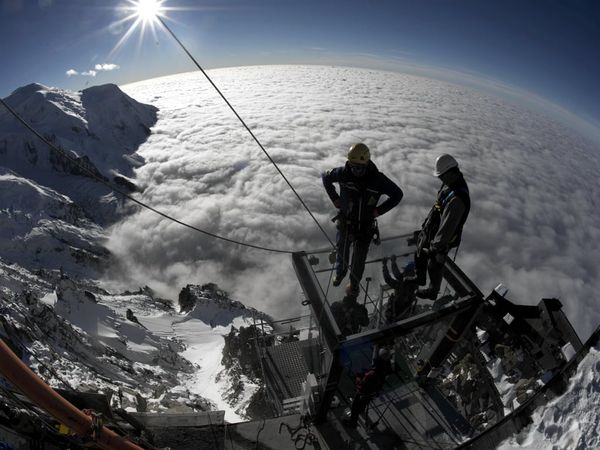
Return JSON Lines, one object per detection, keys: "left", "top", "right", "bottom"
{"left": 433, "top": 154, "right": 458, "bottom": 176}
{"left": 378, "top": 347, "right": 391, "bottom": 360}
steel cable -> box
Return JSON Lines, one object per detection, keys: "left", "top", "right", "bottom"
{"left": 157, "top": 16, "right": 335, "bottom": 249}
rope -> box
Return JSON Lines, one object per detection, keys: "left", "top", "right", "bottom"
{"left": 0, "top": 97, "right": 294, "bottom": 255}
{"left": 157, "top": 16, "right": 335, "bottom": 249}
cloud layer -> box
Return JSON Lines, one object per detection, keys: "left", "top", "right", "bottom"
{"left": 113, "top": 66, "right": 600, "bottom": 339}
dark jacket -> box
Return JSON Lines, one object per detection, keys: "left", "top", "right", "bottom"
{"left": 355, "top": 356, "right": 393, "bottom": 395}
{"left": 420, "top": 171, "right": 470, "bottom": 252}
{"left": 322, "top": 161, "right": 403, "bottom": 227}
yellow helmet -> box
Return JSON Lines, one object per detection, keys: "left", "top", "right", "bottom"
{"left": 347, "top": 143, "right": 370, "bottom": 165}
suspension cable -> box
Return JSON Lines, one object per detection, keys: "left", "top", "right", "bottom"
{"left": 157, "top": 17, "right": 335, "bottom": 249}
{"left": 0, "top": 97, "right": 294, "bottom": 255}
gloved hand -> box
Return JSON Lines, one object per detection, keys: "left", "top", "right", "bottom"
{"left": 434, "top": 253, "right": 446, "bottom": 264}
{"left": 333, "top": 199, "right": 341, "bottom": 209}
{"left": 373, "top": 208, "right": 379, "bottom": 218}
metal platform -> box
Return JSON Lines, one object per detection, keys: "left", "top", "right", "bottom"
{"left": 257, "top": 232, "right": 586, "bottom": 449}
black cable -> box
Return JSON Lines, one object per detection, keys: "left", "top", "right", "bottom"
{"left": 0, "top": 98, "right": 295, "bottom": 255}
{"left": 157, "top": 16, "right": 335, "bottom": 250}
{"left": 0, "top": 384, "right": 62, "bottom": 441}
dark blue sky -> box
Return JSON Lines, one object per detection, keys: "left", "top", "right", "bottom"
{"left": 1, "top": 0, "right": 599, "bottom": 131}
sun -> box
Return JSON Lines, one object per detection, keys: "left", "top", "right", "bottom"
{"left": 134, "top": 0, "right": 164, "bottom": 24}
{"left": 110, "top": 0, "right": 215, "bottom": 57}
{"left": 110, "top": 0, "right": 169, "bottom": 56}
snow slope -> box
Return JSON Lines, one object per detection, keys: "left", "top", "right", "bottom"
{"left": 0, "top": 168, "right": 107, "bottom": 276}
{"left": 498, "top": 343, "right": 600, "bottom": 449}
{"left": 0, "top": 266, "right": 267, "bottom": 421}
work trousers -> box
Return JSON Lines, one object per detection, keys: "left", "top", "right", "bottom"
{"left": 415, "top": 248, "right": 447, "bottom": 294}
{"left": 335, "top": 220, "right": 372, "bottom": 291}
{"left": 349, "top": 393, "right": 372, "bottom": 426}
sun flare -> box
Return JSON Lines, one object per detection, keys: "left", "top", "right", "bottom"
{"left": 134, "top": 0, "right": 163, "bottom": 24}
{"left": 110, "top": 0, "right": 169, "bottom": 56}
{"left": 110, "top": 0, "right": 212, "bottom": 57}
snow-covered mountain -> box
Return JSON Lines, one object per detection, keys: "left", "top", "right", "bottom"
{"left": 0, "top": 83, "right": 157, "bottom": 277}
{"left": 0, "top": 83, "right": 156, "bottom": 224}
{"left": 0, "top": 82, "right": 268, "bottom": 427}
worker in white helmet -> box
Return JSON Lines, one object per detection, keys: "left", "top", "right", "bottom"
{"left": 412, "top": 154, "right": 471, "bottom": 300}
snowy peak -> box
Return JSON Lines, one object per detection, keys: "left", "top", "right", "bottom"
{"left": 2, "top": 83, "right": 86, "bottom": 134}
{"left": 81, "top": 84, "right": 157, "bottom": 170}
{"left": 1, "top": 82, "right": 156, "bottom": 176}
{"left": 8, "top": 83, "right": 49, "bottom": 97}
{"left": 0, "top": 273, "right": 209, "bottom": 415}
{"left": 0, "top": 82, "right": 157, "bottom": 225}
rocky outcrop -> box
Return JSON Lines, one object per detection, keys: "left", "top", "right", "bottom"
{"left": 178, "top": 283, "right": 271, "bottom": 325}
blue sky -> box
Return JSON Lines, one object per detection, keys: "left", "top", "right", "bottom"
{"left": 1, "top": 0, "right": 599, "bottom": 135}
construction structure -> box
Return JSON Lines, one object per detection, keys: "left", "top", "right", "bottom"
{"left": 259, "top": 232, "right": 587, "bottom": 449}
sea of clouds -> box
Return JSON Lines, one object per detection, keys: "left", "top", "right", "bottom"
{"left": 111, "top": 65, "right": 600, "bottom": 339}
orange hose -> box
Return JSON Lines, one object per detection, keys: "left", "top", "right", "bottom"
{"left": 0, "top": 338, "right": 143, "bottom": 450}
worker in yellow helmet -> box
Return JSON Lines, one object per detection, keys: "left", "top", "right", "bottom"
{"left": 322, "top": 143, "right": 403, "bottom": 296}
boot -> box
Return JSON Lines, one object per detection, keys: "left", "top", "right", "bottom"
{"left": 415, "top": 287, "right": 438, "bottom": 300}
{"left": 333, "top": 270, "right": 347, "bottom": 287}
{"left": 345, "top": 283, "right": 359, "bottom": 299}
